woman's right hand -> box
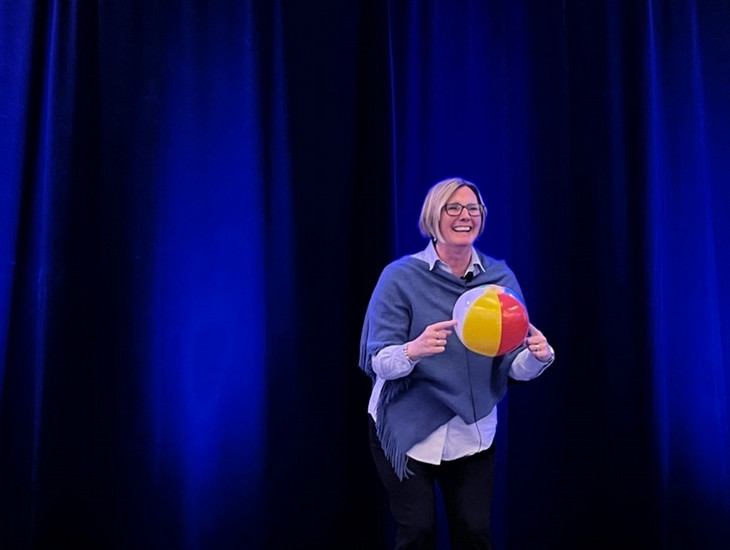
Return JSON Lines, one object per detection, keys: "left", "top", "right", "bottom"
{"left": 404, "top": 319, "right": 458, "bottom": 362}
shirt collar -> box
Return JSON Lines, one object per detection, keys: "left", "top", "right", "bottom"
{"left": 423, "top": 240, "right": 485, "bottom": 276}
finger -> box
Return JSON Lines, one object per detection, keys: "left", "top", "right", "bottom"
{"left": 529, "top": 339, "right": 547, "bottom": 349}
{"left": 528, "top": 323, "right": 543, "bottom": 337}
{"left": 433, "top": 319, "right": 459, "bottom": 330}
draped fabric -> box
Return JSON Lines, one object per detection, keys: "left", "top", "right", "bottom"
{"left": 1, "top": 1, "right": 728, "bottom": 549}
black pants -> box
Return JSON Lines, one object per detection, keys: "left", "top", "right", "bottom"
{"left": 369, "top": 417, "right": 496, "bottom": 550}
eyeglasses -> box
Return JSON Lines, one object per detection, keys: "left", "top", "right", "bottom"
{"left": 443, "top": 203, "right": 484, "bottom": 217}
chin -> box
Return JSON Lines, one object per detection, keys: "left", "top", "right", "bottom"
{"left": 447, "top": 238, "right": 473, "bottom": 246}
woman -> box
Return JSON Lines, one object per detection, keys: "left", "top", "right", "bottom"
{"left": 359, "top": 177, "right": 555, "bottom": 549}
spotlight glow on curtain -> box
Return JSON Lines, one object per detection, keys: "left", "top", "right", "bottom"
{"left": 126, "top": 3, "right": 277, "bottom": 547}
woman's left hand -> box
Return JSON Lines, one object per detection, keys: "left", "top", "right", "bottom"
{"left": 525, "top": 323, "right": 553, "bottom": 363}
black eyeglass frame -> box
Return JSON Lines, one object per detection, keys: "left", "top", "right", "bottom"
{"left": 442, "top": 203, "right": 485, "bottom": 217}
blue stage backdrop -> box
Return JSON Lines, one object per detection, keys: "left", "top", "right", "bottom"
{"left": 1, "top": 1, "right": 729, "bottom": 549}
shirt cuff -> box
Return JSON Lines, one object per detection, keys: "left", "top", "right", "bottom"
{"left": 510, "top": 346, "right": 554, "bottom": 381}
{"left": 372, "top": 344, "right": 417, "bottom": 380}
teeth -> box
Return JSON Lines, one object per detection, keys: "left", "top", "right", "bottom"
{"left": 453, "top": 227, "right": 471, "bottom": 232}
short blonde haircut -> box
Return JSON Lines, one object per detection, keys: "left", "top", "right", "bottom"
{"left": 418, "top": 177, "right": 487, "bottom": 243}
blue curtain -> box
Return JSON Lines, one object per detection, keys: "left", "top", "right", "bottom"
{"left": 1, "top": 1, "right": 729, "bottom": 549}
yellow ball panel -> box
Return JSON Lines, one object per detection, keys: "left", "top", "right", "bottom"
{"left": 461, "top": 290, "right": 503, "bottom": 356}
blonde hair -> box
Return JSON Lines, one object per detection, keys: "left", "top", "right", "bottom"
{"left": 418, "top": 177, "right": 487, "bottom": 243}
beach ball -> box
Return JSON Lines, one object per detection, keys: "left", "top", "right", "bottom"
{"left": 452, "top": 284, "right": 529, "bottom": 357}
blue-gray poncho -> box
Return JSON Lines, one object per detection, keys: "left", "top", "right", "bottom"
{"left": 359, "top": 252, "right": 526, "bottom": 479}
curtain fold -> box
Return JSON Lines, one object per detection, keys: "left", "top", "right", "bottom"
{"left": 647, "top": 2, "right": 730, "bottom": 546}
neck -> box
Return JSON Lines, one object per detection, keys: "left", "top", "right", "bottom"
{"left": 435, "top": 242, "right": 472, "bottom": 277}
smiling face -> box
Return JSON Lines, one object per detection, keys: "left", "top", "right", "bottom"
{"left": 437, "top": 185, "right": 484, "bottom": 248}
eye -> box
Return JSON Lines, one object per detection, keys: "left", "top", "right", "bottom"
{"left": 466, "top": 204, "right": 482, "bottom": 215}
